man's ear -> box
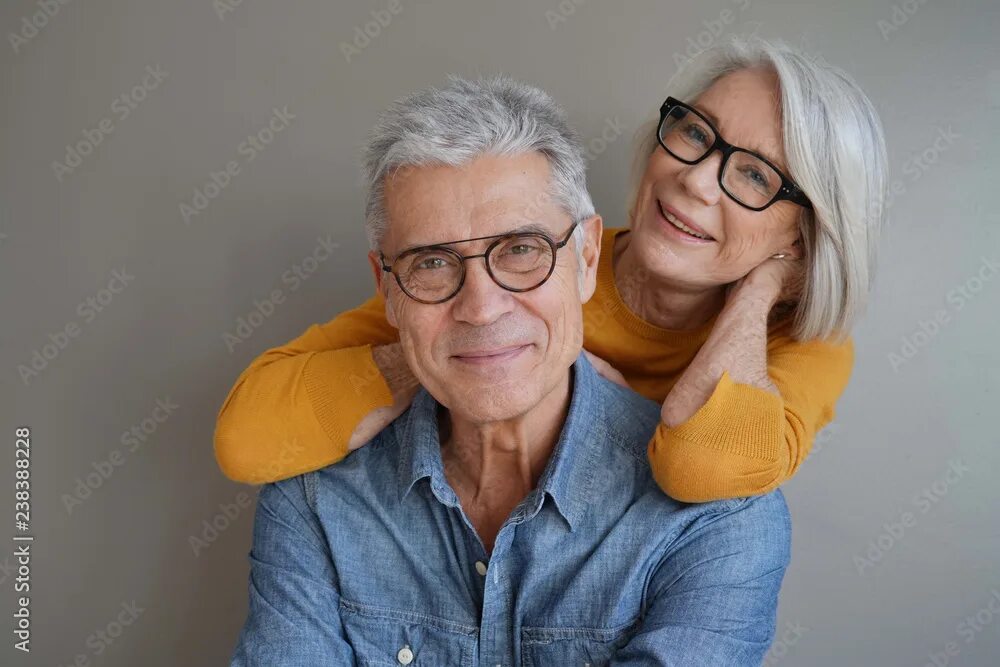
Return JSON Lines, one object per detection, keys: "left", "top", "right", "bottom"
{"left": 367, "top": 251, "right": 385, "bottom": 292}
{"left": 579, "top": 215, "right": 603, "bottom": 302}
{"left": 368, "top": 250, "right": 398, "bottom": 328}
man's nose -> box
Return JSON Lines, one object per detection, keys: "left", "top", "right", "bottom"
{"left": 450, "top": 257, "right": 514, "bottom": 326}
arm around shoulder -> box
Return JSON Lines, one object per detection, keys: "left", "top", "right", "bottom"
{"left": 214, "top": 292, "right": 402, "bottom": 483}
{"left": 649, "top": 334, "right": 855, "bottom": 502}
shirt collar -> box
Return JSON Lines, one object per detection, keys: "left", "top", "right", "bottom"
{"left": 395, "top": 352, "right": 604, "bottom": 532}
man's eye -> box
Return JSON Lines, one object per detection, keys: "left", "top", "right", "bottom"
{"left": 508, "top": 244, "right": 538, "bottom": 255}
{"left": 415, "top": 256, "right": 449, "bottom": 270}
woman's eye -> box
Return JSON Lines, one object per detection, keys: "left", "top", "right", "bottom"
{"left": 683, "top": 124, "right": 709, "bottom": 145}
{"left": 742, "top": 166, "right": 769, "bottom": 187}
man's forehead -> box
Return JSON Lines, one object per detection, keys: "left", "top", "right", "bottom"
{"left": 381, "top": 155, "right": 566, "bottom": 254}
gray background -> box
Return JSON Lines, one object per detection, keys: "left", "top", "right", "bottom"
{"left": 2, "top": 0, "right": 998, "bottom": 665}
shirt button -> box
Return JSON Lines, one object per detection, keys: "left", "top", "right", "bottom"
{"left": 475, "top": 560, "right": 488, "bottom": 576}
{"left": 396, "top": 645, "right": 414, "bottom": 665}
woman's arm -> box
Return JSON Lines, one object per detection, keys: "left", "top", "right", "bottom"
{"left": 214, "top": 292, "right": 418, "bottom": 484}
{"left": 650, "top": 278, "right": 854, "bottom": 502}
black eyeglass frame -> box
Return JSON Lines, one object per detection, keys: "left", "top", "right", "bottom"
{"left": 378, "top": 221, "right": 580, "bottom": 304}
{"left": 657, "top": 96, "right": 812, "bottom": 211}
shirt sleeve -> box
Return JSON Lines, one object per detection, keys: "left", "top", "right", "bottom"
{"left": 214, "top": 292, "right": 399, "bottom": 483}
{"left": 609, "top": 491, "right": 792, "bottom": 665}
{"left": 229, "top": 477, "right": 357, "bottom": 666}
{"left": 648, "top": 334, "right": 855, "bottom": 502}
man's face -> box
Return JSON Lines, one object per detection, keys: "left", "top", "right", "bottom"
{"left": 369, "top": 152, "right": 601, "bottom": 424}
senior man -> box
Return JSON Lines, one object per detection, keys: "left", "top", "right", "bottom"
{"left": 230, "top": 76, "right": 790, "bottom": 666}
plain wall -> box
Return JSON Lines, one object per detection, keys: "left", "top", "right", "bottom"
{"left": 1, "top": 0, "right": 998, "bottom": 665}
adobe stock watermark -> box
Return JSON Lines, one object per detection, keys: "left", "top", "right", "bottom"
{"left": 582, "top": 116, "right": 625, "bottom": 163}
{"left": 189, "top": 491, "right": 253, "bottom": 557}
{"left": 888, "top": 255, "right": 999, "bottom": 372}
{"left": 923, "top": 588, "right": 1000, "bottom": 667}
{"left": 671, "top": 0, "right": 752, "bottom": 75}
{"left": 853, "top": 458, "right": 969, "bottom": 576}
{"left": 340, "top": 0, "right": 405, "bottom": 63}
{"left": 61, "top": 397, "right": 180, "bottom": 515}
{"left": 17, "top": 268, "right": 135, "bottom": 386}
{"left": 57, "top": 601, "right": 145, "bottom": 667}
{"left": 877, "top": 0, "right": 932, "bottom": 42}
{"left": 222, "top": 235, "right": 339, "bottom": 352}
{"left": 879, "top": 125, "right": 960, "bottom": 217}
{"left": 806, "top": 421, "right": 839, "bottom": 460}
{"left": 8, "top": 0, "right": 76, "bottom": 55}
{"left": 51, "top": 65, "right": 169, "bottom": 182}
{"left": 762, "top": 620, "right": 810, "bottom": 666}
{"left": 242, "top": 437, "right": 307, "bottom": 485}
{"left": 213, "top": 0, "right": 247, "bottom": 21}
{"left": 545, "top": 0, "right": 589, "bottom": 30}
{"left": 179, "top": 106, "right": 295, "bottom": 225}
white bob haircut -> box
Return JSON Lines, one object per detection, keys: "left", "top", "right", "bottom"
{"left": 362, "top": 74, "right": 591, "bottom": 290}
{"left": 630, "top": 36, "right": 889, "bottom": 342}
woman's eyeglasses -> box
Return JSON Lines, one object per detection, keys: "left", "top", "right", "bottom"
{"left": 657, "top": 97, "right": 812, "bottom": 211}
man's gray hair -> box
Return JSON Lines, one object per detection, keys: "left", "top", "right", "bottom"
{"left": 629, "top": 36, "right": 889, "bottom": 342}
{"left": 362, "top": 75, "right": 592, "bottom": 263}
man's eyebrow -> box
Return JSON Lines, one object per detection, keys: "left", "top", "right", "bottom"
{"left": 692, "top": 103, "right": 787, "bottom": 171}
{"left": 394, "top": 223, "right": 556, "bottom": 255}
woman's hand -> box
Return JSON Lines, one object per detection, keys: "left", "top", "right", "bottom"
{"left": 584, "top": 350, "right": 631, "bottom": 389}
{"left": 727, "top": 250, "right": 806, "bottom": 308}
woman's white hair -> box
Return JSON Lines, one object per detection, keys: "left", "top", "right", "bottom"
{"left": 362, "top": 74, "right": 590, "bottom": 289}
{"left": 629, "top": 36, "right": 888, "bottom": 342}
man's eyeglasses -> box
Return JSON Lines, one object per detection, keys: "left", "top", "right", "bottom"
{"left": 379, "top": 222, "right": 579, "bottom": 304}
{"left": 657, "top": 96, "right": 812, "bottom": 211}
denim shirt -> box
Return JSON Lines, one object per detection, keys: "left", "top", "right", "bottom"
{"left": 230, "top": 352, "right": 791, "bottom": 666}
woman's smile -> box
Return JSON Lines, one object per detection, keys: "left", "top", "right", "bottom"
{"left": 654, "top": 199, "right": 717, "bottom": 244}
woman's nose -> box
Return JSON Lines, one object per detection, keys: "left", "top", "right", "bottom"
{"left": 679, "top": 152, "right": 724, "bottom": 206}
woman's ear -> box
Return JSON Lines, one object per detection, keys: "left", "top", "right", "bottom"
{"left": 774, "top": 238, "right": 803, "bottom": 260}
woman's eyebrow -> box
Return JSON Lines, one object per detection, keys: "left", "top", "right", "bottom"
{"left": 693, "top": 103, "right": 787, "bottom": 170}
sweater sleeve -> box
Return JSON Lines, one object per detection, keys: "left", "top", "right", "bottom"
{"left": 647, "top": 334, "right": 855, "bottom": 502}
{"left": 214, "top": 292, "right": 399, "bottom": 483}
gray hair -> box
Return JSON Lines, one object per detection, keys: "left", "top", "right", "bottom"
{"left": 629, "top": 36, "right": 888, "bottom": 342}
{"left": 362, "top": 74, "right": 591, "bottom": 288}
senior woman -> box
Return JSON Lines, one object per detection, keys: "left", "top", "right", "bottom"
{"left": 213, "top": 37, "right": 887, "bottom": 502}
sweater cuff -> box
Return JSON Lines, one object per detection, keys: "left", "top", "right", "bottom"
{"left": 667, "top": 370, "right": 785, "bottom": 461}
{"left": 303, "top": 345, "right": 396, "bottom": 457}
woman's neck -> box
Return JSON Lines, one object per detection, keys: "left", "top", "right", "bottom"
{"left": 611, "top": 229, "right": 727, "bottom": 332}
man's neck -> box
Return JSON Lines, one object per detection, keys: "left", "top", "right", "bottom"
{"left": 438, "top": 371, "right": 572, "bottom": 549}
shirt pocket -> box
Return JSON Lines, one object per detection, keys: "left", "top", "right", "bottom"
{"left": 339, "top": 597, "right": 478, "bottom": 667}
{"left": 520, "top": 616, "right": 641, "bottom": 667}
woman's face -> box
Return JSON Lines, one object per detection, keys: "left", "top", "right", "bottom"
{"left": 631, "top": 66, "right": 803, "bottom": 290}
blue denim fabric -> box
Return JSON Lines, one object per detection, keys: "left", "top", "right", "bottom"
{"left": 231, "top": 352, "right": 791, "bottom": 666}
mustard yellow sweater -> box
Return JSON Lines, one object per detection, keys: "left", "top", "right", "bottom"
{"left": 215, "top": 226, "right": 854, "bottom": 501}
